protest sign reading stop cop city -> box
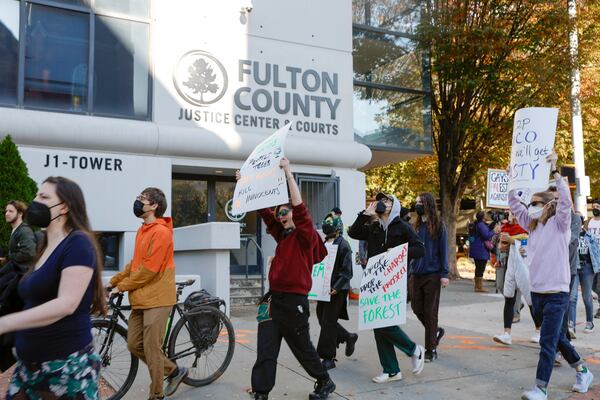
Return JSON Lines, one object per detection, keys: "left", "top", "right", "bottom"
{"left": 509, "top": 107, "right": 558, "bottom": 203}
{"left": 359, "top": 244, "right": 408, "bottom": 331}
{"left": 232, "top": 123, "right": 291, "bottom": 214}
{"left": 308, "top": 243, "right": 338, "bottom": 302}
{"left": 486, "top": 169, "right": 509, "bottom": 208}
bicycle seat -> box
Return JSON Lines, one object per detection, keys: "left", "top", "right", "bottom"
{"left": 176, "top": 279, "right": 196, "bottom": 288}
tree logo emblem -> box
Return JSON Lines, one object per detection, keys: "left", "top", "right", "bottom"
{"left": 173, "top": 50, "right": 228, "bottom": 106}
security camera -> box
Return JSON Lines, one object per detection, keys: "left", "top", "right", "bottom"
{"left": 240, "top": 0, "right": 253, "bottom": 13}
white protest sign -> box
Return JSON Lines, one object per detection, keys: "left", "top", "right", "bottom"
{"left": 359, "top": 244, "right": 408, "bottom": 331}
{"left": 486, "top": 169, "right": 509, "bottom": 209}
{"left": 232, "top": 123, "right": 291, "bottom": 214}
{"left": 308, "top": 243, "right": 338, "bottom": 302}
{"left": 509, "top": 108, "right": 558, "bottom": 198}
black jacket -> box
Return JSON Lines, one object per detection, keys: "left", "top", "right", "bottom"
{"left": 348, "top": 212, "right": 425, "bottom": 263}
{"left": 328, "top": 236, "right": 353, "bottom": 292}
{"left": 7, "top": 223, "right": 37, "bottom": 267}
{"left": 0, "top": 261, "right": 26, "bottom": 372}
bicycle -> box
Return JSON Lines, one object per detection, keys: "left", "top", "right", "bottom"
{"left": 92, "top": 279, "right": 235, "bottom": 400}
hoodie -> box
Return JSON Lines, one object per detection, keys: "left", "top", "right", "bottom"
{"left": 110, "top": 217, "right": 177, "bottom": 309}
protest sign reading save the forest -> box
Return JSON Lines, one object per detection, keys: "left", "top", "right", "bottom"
{"left": 232, "top": 123, "right": 291, "bottom": 214}
{"left": 508, "top": 108, "right": 558, "bottom": 201}
{"left": 308, "top": 243, "right": 338, "bottom": 302}
{"left": 359, "top": 244, "right": 408, "bottom": 331}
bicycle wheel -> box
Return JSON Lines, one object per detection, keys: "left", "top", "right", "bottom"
{"left": 167, "top": 306, "right": 235, "bottom": 387}
{"left": 92, "top": 319, "right": 139, "bottom": 400}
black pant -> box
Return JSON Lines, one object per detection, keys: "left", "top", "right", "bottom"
{"left": 251, "top": 292, "right": 329, "bottom": 395}
{"left": 474, "top": 259, "right": 487, "bottom": 278}
{"left": 409, "top": 274, "right": 441, "bottom": 351}
{"left": 504, "top": 295, "right": 542, "bottom": 329}
{"left": 316, "top": 291, "right": 352, "bottom": 359}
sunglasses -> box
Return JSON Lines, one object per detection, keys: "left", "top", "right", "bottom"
{"left": 277, "top": 209, "right": 290, "bottom": 218}
{"left": 528, "top": 201, "right": 546, "bottom": 208}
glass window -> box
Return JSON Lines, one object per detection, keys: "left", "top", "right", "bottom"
{"left": 0, "top": 0, "right": 19, "bottom": 105}
{"left": 52, "top": 0, "right": 87, "bottom": 6}
{"left": 354, "top": 86, "right": 432, "bottom": 152}
{"left": 24, "top": 4, "right": 89, "bottom": 111}
{"left": 94, "top": 16, "right": 149, "bottom": 119}
{"left": 353, "top": 30, "right": 423, "bottom": 91}
{"left": 98, "top": 232, "right": 120, "bottom": 271}
{"left": 172, "top": 179, "right": 208, "bottom": 227}
{"left": 297, "top": 175, "right": 339, "bottom": 229}
{"left": 353, "top": 0, "right": 420, "bottom": 33}
{"left": 94, "top": 0, "right": 150, "bottom": 19}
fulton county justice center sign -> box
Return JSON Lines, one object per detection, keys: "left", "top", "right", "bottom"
{"left": 173, "top": 50, "right": 342, "bottom": 135}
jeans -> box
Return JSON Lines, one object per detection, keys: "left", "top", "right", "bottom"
{"left": 531, "top": 292, "right": 583, "bottom": 387}
{"left": 569, "top": 264, "right": 595, "bottom": 325}
{"left": 474, "top": 259, "right": 487, "bottom": 278}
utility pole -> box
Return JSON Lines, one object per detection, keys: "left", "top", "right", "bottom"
{"left": 568, "top": 0, "right": 590, "bottom": 213}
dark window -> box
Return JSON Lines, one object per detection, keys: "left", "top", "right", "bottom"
{"left": 94, "top": 0, "right": 150, "bottom": 19}
{"left": 352, "top": 0, "right": 420, "bottom": 33}
{"left": 0, "top": 0, "right": 19, "bottom": 105}
{"left": 98, "top": 232, "right": 120, "bottom": 271}
{"left": 94, "top": 15, "right": 149, "bottom": 118}
{"left": 297, "top": 175, "right": 340, "bottom": 229}
{"left": 172, "top": 179, "right": 209, "bottom": 228}
{"left": 24, "top": 4, "right": 89, "bottom": 112}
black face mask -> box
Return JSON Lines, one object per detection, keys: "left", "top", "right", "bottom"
{"left": 415, "top": 204, "right": 425, "bottom": 216}
{"left": 593, "top": 209, "right": 600, "bottom": 217}
{"left": 375, "top": 200, "right": 387, "bottom": 214}
{"left": 133, "top": 200, "right": 147, "bottom": 218}
{"left": 322, "top": 224, "right": 335, "bottom": 236}
{"left": 26, "top": 201, "right": 64, "bottom": 228}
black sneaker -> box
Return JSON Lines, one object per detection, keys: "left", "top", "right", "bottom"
{"left": 254, "top": 393, "right": 268, "bottom": 400}
{"left": 322, "top": 358, "right": 336, "bottom": 370}
{"left": 345, "top": 333, "right": 359, "bottom": 357}
{"left": 436, "top": 327, "right": 445, "bottom": 344}
{"left": 164, "top": 367, "right": 188, "bottom": 396}
{"left": 425, "top": 349, "right": 438, "bottom": 363}
{"left": 309, "top": 378, "right": 336, "bottom": 399}
{"left": 595, "top": 308, "right": 600, "bottom": 319}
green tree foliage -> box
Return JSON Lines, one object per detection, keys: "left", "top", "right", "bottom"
{"left": 0, "top": 135, "right": 38, "bottom": 250}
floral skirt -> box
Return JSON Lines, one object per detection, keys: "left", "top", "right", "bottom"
{"left": 7, "top": 343, "right": 101, "bottom": 400}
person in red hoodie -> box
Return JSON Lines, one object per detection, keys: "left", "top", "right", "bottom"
{"left": 239, "top": 158, "right": 335, "bottom": 400}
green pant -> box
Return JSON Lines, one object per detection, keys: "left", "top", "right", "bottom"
{"left": 374, "top": 326, "right": 416, "bottom": 374}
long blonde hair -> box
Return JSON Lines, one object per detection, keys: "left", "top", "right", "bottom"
{"left": 528, "top": 191, "right": 557, "bottom": 232}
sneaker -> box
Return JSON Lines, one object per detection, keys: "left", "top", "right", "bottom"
{"left": 254, "top": 394, "right": 268, "bottom": 400}
{"left": 345, "top": 333, "right": 358, "bottom": 357}
{"left": 584, "top": 322, "right": 594, "bottom": 334}
{"left": 568, "top": 326, "right": 577, "bottom": 339}
{"left": 513, "top": 315, "right": 521, "bottom": 323}
{"left": 493, "top": 332, "right": 512, "bottom": 345}
{"left": 309, "top": 378, "right": 336, "bottom": 399}
{"left": 573, "top": 369, "right": 594, "bottom": 393}
{"left": 555, "top": 354, "right": 563, "bottom": 367}
{"left": 521, "top": 386, "right": 547, "bottom": 400}
{"left": 372, "top": 372, "right": 402, "bottom": 384}
{"left": 436, "top": 327, "right": 445, "bottom": 344}
{"left": 425, "top": 349, "right": 437, "bottom": 363}
{"left": 531, "top": 332, "right": 540, "bottom": 343}
{"left": 411, "top": 345, "right": 425, "bottom": 375}
{"left": 164, "top": 367, "right": 188, "bottom": 396}
{"left": 321, "top": 358, "right": 336, "bottom": 370}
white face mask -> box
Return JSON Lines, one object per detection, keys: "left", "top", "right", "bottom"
{"left": 528, "top": 206, "right": 544, "bottom": 220}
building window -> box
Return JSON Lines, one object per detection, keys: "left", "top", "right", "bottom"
{"left": 297, "top": 174, "right": 340, "bottom": 229}
{"left": 172, "top": 178, "right": 209, "bottom": 228}
{"left": 98, "top": 232, "right": 120, "bottom": 271}
{"left": 352, "top": 0, "right": 432, "bottom": 154}
{"left": 0, "top": 0, "right": 152, "bottom": 120}
{"left": 0, "top": 0, "right": 19, "bottom": 105}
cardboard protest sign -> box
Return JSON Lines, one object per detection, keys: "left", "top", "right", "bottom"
{"left": 308, "top": 243, "right": 338, "bottom": 302}
{"left": 232, "top": 123, "right": 291, "bottom": 214}
{"left": 508, "top": 108, "right": 558, "bottom": 200}
{"left": 359, "top": 244, "right": 408, "bottom": 331}
{"left": 486, "top": 169, "right": 509, "bottom": 209}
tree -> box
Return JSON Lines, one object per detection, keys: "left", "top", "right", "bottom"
{"left": 183, "top": 58, "right": 219, "bottom": 102}
{"left": 418, "top": 0, "right": 575, "bottom": 276}
{"left": 0, "top": 135, "right": 38, "bottom": 250}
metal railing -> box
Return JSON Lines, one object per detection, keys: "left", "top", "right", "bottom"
{"left": 240, "top": 235, "right": 265, "bottom": 295}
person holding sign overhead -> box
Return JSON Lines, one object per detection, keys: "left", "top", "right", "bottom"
{"left": 509, "top": 151, "right": 594, "bottom": 400}
{"left": 241, "top": 157, "right": 337, "bottom": 400}
{"left": 316, "top": 212, "right": 358, "bottom": 370}
{"left": 348, "top": 192, "right": 425, "bottom": 384}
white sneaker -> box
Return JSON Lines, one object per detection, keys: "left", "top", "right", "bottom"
{"left": 411, "top": 345, "right": 425, "bottom": 375}
{"left": 530, "top": 332, "right": 540, "bottom": 343}
{"left": 372, "top": 372, "right": 402, "bottom": 383}
{"left": 583, "top": 322, "right": 594, "bottom": 334}
{"left": 521, "top": 386, "right": 547, "bottom": 400}
{"left": 573, "top": 369, "right": 594, "bottom": 393}
{"left": 568, "top": 326, "right": 577, "bottom": 339}
{"left": 493, "top": 332, "right": 512, "bottom": 345}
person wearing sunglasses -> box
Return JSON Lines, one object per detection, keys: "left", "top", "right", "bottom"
{"left": 509, "top": 151, "right": 593, "bottom": 400}
{"left": 240, "top": 157, "right": 336, "bottom": 400}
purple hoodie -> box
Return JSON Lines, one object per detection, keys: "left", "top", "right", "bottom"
{"left": 508, "top": 177, "right": 571, "bottom": 293}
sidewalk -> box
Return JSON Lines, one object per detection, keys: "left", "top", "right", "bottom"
{"left": 1, "top": 279, "right": 598, "bottom": 399}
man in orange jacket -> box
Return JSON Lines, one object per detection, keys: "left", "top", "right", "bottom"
{"left": 109, "top": 187, "right": 187, "bottom": 399}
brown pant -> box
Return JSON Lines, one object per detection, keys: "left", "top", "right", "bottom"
{"left": 128, "top": 307, "right": 177, "bottom": 398}
{"left": 409, "top": 274, "right": 442, "bottom": 351}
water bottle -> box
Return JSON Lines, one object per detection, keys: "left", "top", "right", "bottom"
{"left": 520, "top": 238, "right": 528, "bottom": 259}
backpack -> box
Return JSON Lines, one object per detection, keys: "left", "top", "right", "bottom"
{"left": 467, "top": 222, "right": 477, "bottom": 245}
